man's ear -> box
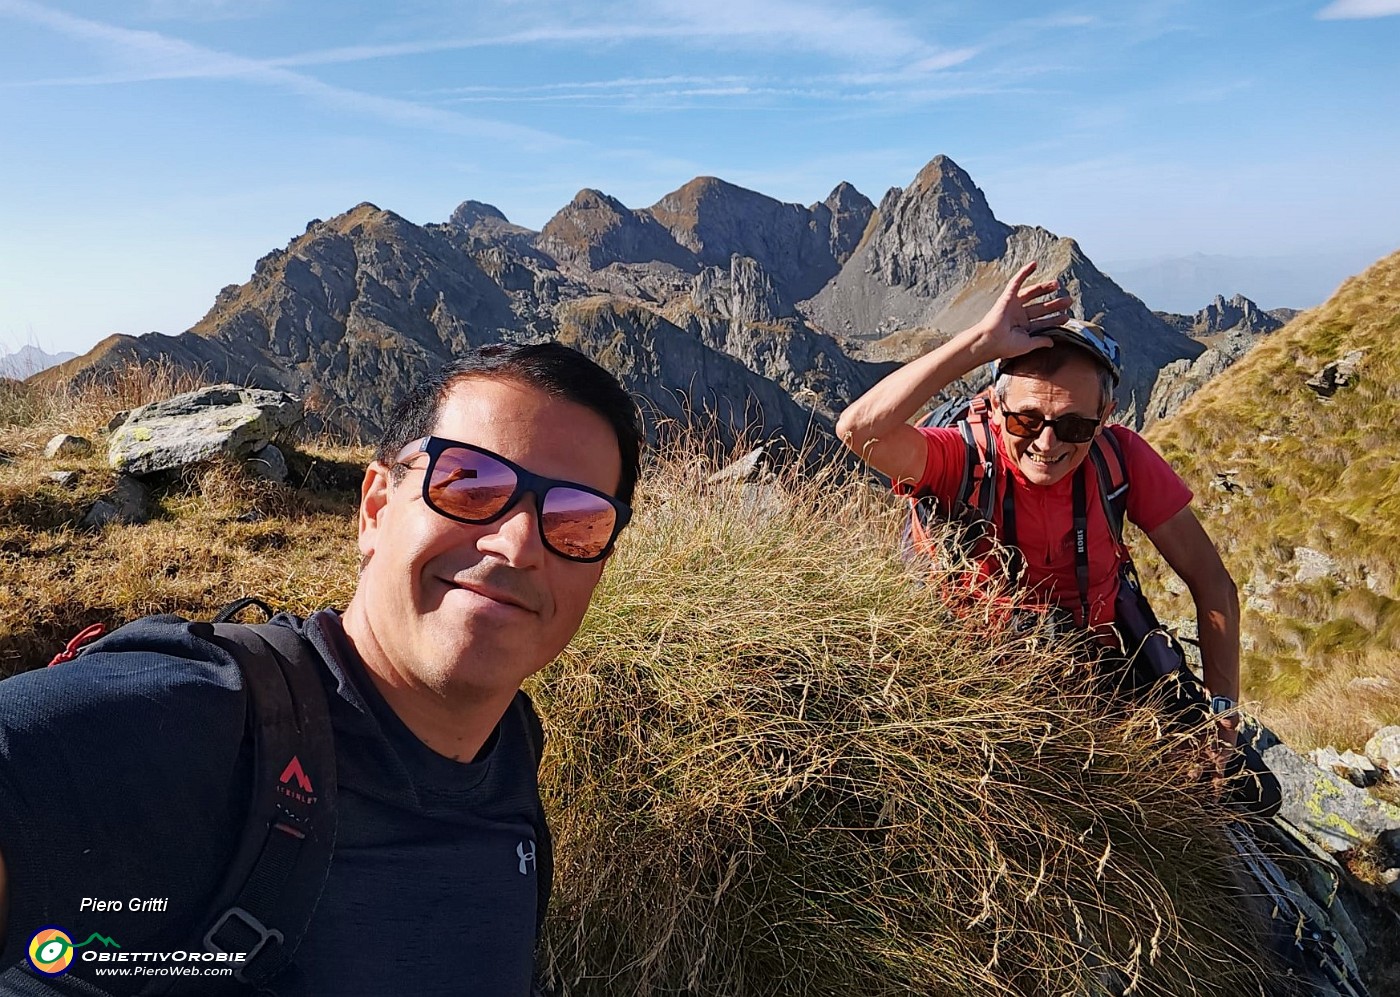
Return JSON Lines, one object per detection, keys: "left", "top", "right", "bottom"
{"left": 358, "top": 461, "right": 393, "bottom": 558}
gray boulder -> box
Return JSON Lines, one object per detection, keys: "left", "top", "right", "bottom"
{"left": 1366, "top": 726, "right": 1400, "bottom": 774}
{"left": 44, "top": 434, "right": 93, "bottom": 459}
{"left": 81, "top": 475, "right": 150, "bottom": 527}
{"left": 1311, "top": 746, "right": 1383, "bottom": 788}
{"left": 108, "top": 385, "right": 302, "bottom": 476}
{"left": 1265, "top": 740, "right": 1400, "bottom": 852}
{"left": 244, "top": 443, "right": 289, "bottom": 484}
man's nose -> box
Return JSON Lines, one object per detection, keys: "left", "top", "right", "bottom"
{"left": 477, "top": 493, "right": 547, "bottom": 567}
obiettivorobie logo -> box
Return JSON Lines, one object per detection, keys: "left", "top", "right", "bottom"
{"left": 26, "top": 926, "right": 248, "bottom": 978}
{"left": 27, "top": 927, "right": 120, "bottom": 976}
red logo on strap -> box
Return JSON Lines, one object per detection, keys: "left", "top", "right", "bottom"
{"left": 279, "top": 756, "right": 313, "bottom": 793}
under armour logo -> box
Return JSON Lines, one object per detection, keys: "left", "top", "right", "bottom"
{"left": 517, "top": 840, "right": 536, "bottom": 875}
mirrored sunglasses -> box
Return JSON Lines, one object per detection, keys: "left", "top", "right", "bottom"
{"left": 1002, "top": 410, "right": 1101, "bottom": 445}
{"left": 393, "top": 437, "right": 632, "bottom": 563}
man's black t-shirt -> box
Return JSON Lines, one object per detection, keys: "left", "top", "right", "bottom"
{"left": 0, "top": 611, "right": 549, "bottom": 995}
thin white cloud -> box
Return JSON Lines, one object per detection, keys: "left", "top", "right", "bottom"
{"left": 1316, "top": 0, "right": 1400, "bottom": 17}
{"left": 0, "top": 0, "right": 570, "bottom": 149}
{"left": 261, "top": 0, "right": 972, "bottom": 75}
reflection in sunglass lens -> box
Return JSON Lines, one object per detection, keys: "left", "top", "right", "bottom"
{"left": 428, "top": 448, "right": 518, "bottom": 521}
{"left": 540, "top": 487, "right": 618, "bottom": 560}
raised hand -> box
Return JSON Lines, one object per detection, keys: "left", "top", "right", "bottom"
{"left": 970, "top": 262, "right": 1074, "bottom": 365}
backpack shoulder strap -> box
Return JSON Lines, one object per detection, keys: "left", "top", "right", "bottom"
{"left": 514, "top": 693, "right": 553, "bottom": 943}
{"left": 0, "top": 620, "right": 338, "bottom": 997}
{"left": 192, "top": 621, "right": 339, "bottom": 992}
{"left": 1088, "top": 427, "right": 1129, "bottom": 549}
{"left": 958, "top": 394, "right": 999, "bottom": 523}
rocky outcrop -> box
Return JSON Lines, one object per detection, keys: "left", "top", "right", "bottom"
{"left": 556, "top": 297, "right": 845, "bottom": 458}
{"left": 681, "top": 255, "right": 896, "bottom": 422}
{"left": 1157, "top": 293, "right": 1285, "bottom": 338}
{"left": 1142, "top": 327, "right": 1273, "bottom": 425}
{"left": 1306, "top": 348, "right": 1366, "bottom": 397}
{"left": 804, "top": 156, "right": 1201, "bottom": 423}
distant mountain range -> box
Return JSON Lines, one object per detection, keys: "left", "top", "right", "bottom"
{"left": 0, "top": 345, "right": 76, "bottom": 379}
{"left": 1102, "top": 248, "right": 1395, "bottom": 315}
{"left": 38, "top": 155, "right": 1296, "bottom": 444}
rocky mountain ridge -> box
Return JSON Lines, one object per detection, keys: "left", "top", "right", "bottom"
{"left": 42, "top": 154, "right": 1259, "bottom": 442}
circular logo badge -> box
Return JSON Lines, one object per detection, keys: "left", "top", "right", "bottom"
{"left": 28, "top": 927, "right": 75, "bottom": 975}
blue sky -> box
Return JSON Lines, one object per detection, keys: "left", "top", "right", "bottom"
{"left": 2, "top": 0, "right": 1398, "bottom": 356}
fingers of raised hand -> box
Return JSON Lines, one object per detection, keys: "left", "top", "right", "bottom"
{"left": 1024, "top": 293, "right": 1073, "bottom": 324}
{"left": 1016, "top": 278, "right": 1061, "bottom": 302}
{"left": 1005, "top": 262, "right": 1039, "bottom": 298}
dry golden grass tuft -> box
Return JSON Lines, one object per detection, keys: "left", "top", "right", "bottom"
{"left": 533, "top": 444, "right": 1287, "bottom": 996}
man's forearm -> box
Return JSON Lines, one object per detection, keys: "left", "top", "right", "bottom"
{"left": 836, "top": 328, "right": 989, "bottom": 453}
{"left": 1194, "top": 586, "right": 1241, "bottom": 702}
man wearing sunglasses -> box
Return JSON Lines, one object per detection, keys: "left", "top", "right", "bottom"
{"left": 0, "top": 342, "right": 642, "bottom": 995}
{"left": 837, "top": 263, "right": 1272, "bottom": 812}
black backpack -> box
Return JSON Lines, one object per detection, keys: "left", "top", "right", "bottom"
{"left": 3, "top": 599, "right": 552, "bottom": 995}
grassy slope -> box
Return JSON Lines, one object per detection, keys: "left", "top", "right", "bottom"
{"left": 1138, "top": 249, "right": 1400, "bottom": 750}
{"left": 0, "top": 367, "right": 361, "bottom": 677}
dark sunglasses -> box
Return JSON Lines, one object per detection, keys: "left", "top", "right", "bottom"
{"left": 393, "top": 437, "right": 632, "bottom": 563}
{"left": 1002, "top": 409, "right": 1102, "bottom": 445}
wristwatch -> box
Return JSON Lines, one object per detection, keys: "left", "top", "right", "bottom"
{"left": 1210, "top": 695, "right": 1237, "bottom": 720}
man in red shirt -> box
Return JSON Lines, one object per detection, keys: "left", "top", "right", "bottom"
{"left": 837, "top": 263, "right": 1261, "bottom": 800}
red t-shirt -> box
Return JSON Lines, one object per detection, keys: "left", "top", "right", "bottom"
{"left": 895, "top": 423, "right": 1192, "bottom": 627}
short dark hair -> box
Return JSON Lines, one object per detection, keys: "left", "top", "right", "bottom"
{"left": 375, "top": 342, "right": 644, "bottom": 505}
{"left": 995, "top": 342, "right": 1115, "bottom": 414}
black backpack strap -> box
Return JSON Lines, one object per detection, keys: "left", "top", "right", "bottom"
{"left": 1088, "top": 430, "right": 1129, "bottom": 549}
{"left": 514, "top": 694, "right": 553, "bottom": 941}
{"left": 192, "top": 621, "right": 338, "bottom": 992}
{"left": 1071, "top": 464, "right": 1092, "bottom": 626}
{"left": 959, "top": 395, "right": 997, "bottom": 520}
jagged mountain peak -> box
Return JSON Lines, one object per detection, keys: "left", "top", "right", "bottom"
{"left": 823, "top": 180, "right": 872, "bottom": 212}
{"left": 903, "top": 154, "right": 1002, "bottom": 231}
{"left": 449, "top": 200, "right": 510, "bottom": 228}
{"left": 566, "top": 188, "right": 630, "bottom": 213}
{"left": 537, "top": 188, "right": 694, "bottom": 271}
{"left": 910, "top": 153, "right": 974, "bottom": 190}
{"left": 649, "top": 176, "right": 783, "bottom": 235}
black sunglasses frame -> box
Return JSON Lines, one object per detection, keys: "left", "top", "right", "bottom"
{"left": 1000, "top": 409, "right": 1103, "bottom": 445}
{"left": 393, "top": 436, "right": 632, "bottom": 563}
